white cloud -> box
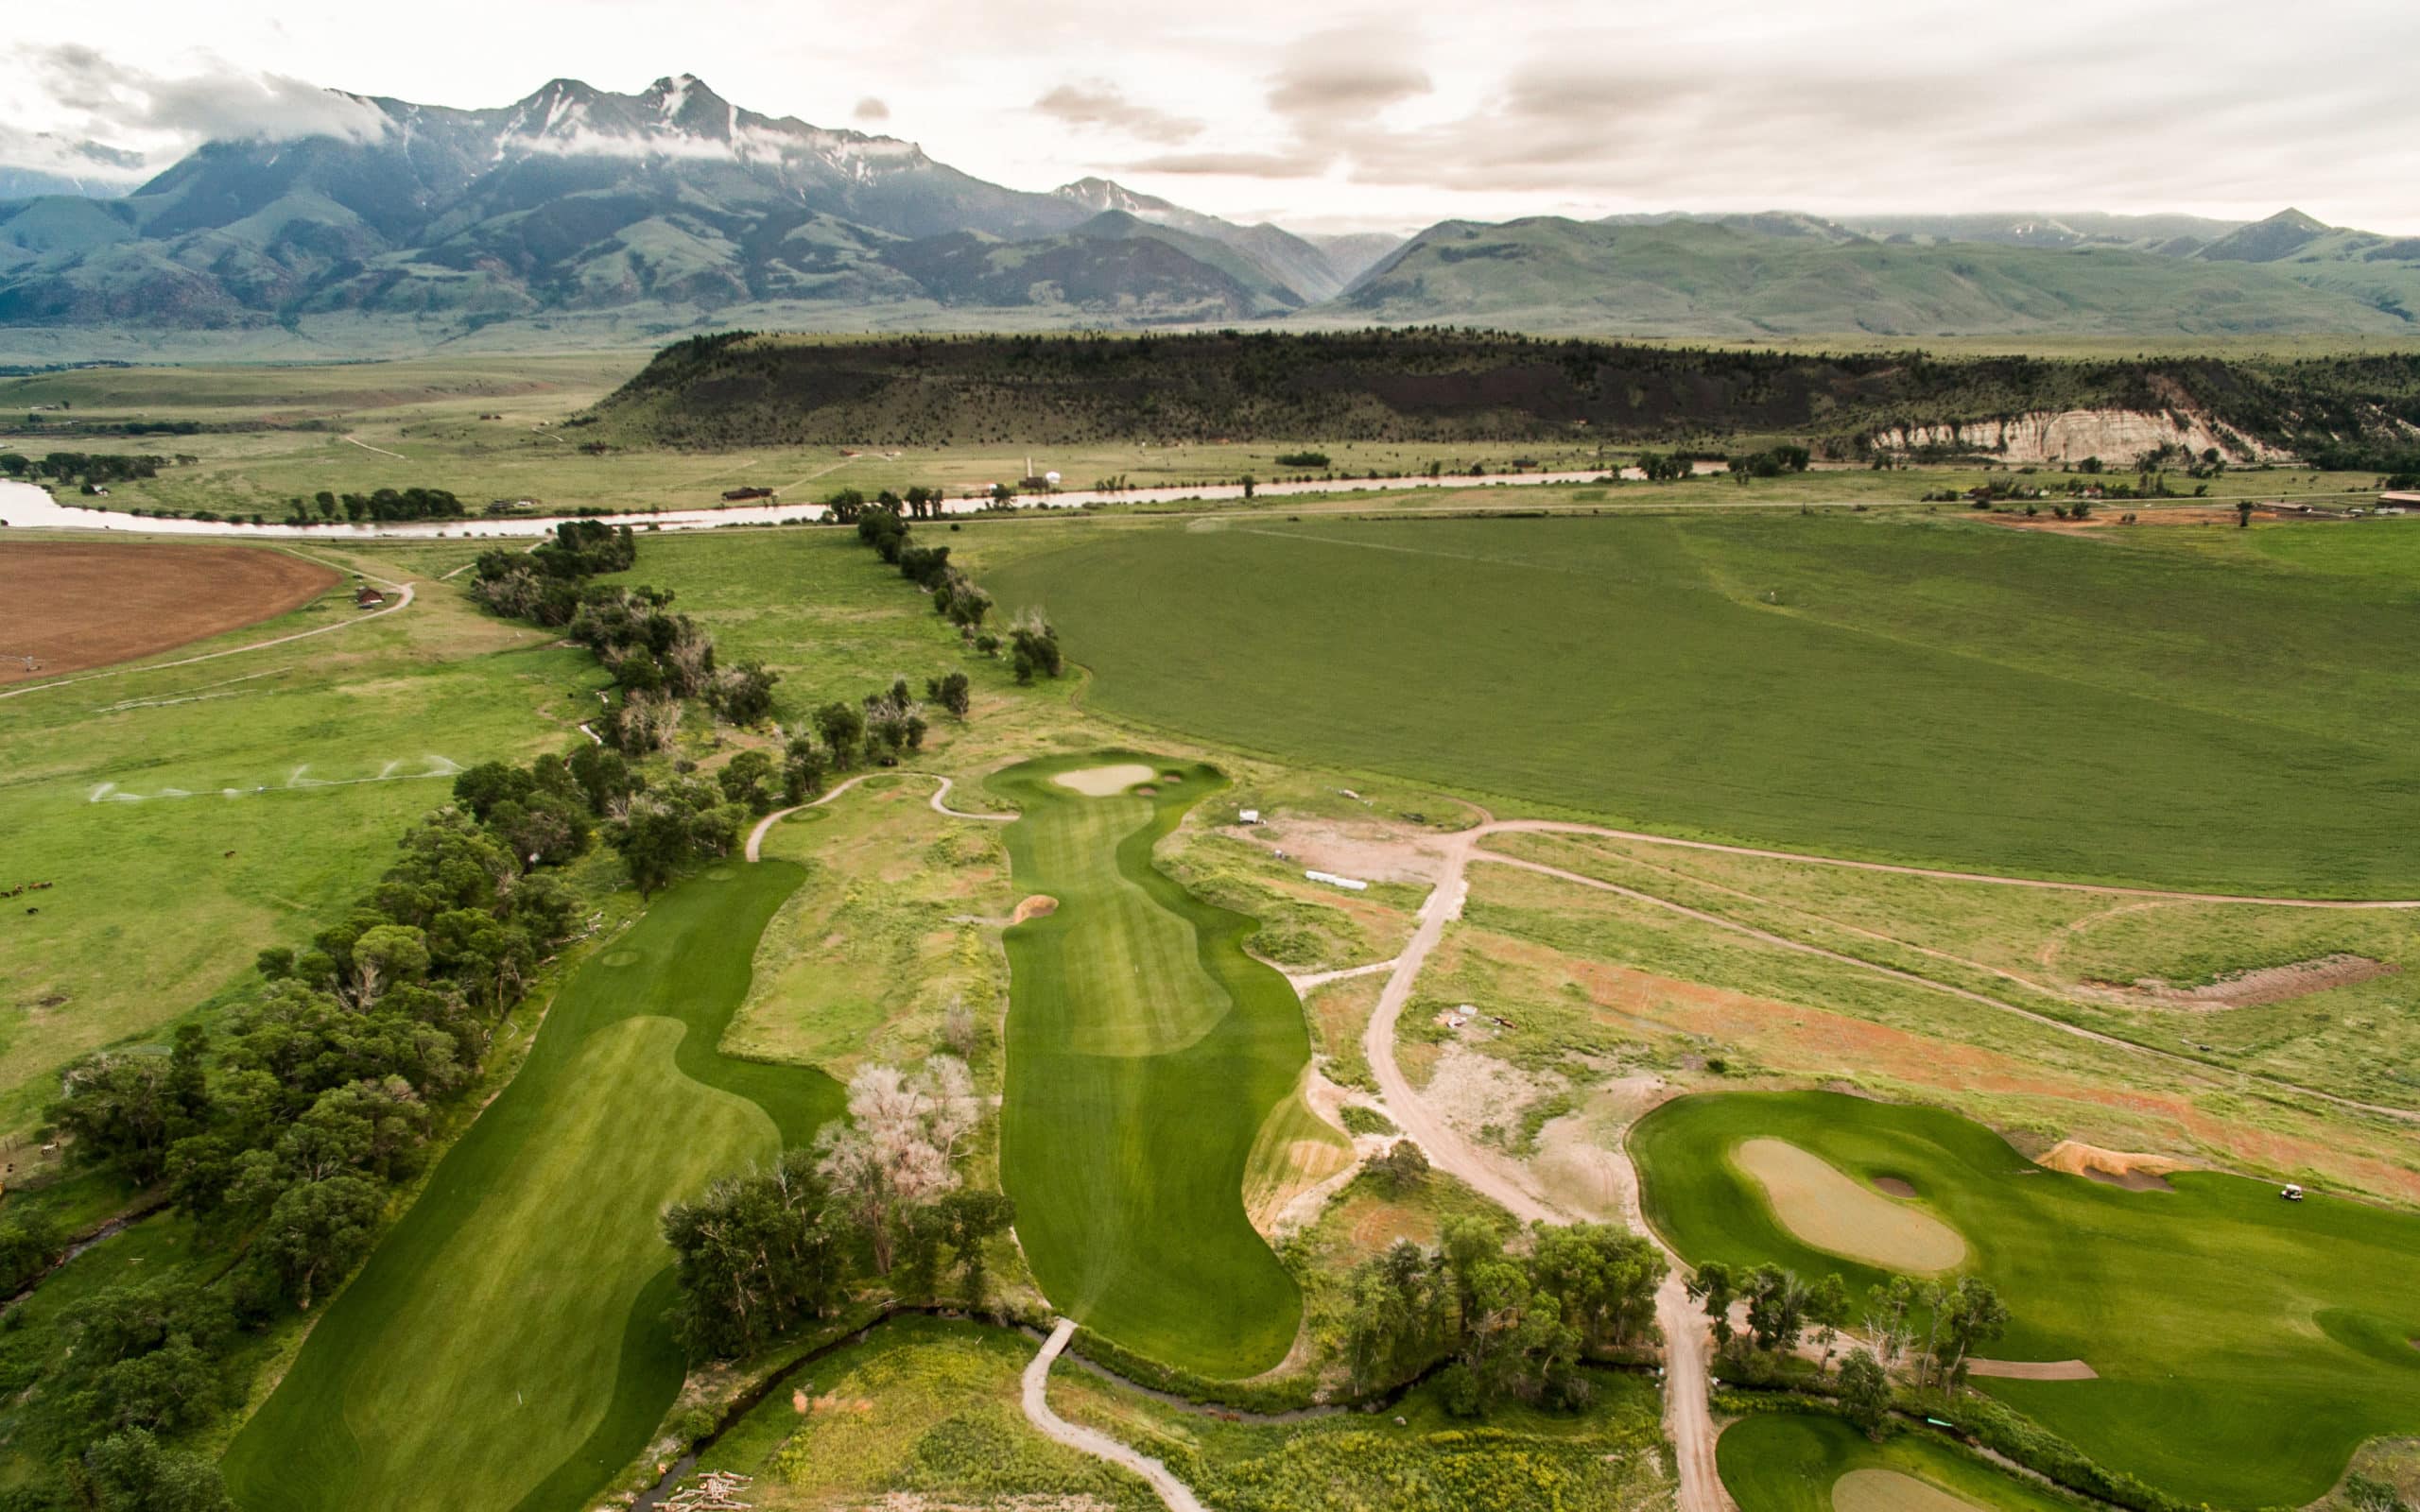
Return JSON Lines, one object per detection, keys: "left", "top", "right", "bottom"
{"left": 0, "top": 4, "right": 2415, "bottom": 233}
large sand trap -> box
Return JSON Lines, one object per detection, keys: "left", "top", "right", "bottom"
{"left": 1051, "top": 763, "right": 1157, "bottom": 797}
{"left": 1834, "top": 1469, "right": 1988, "bottom": 1512}
{"left": 1737, "top": 1138, "right": 1968, "bottom": 1272}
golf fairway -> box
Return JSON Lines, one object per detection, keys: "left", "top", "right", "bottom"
{"left": 993, "top": 754, "right": 1307, "bottom": 1377}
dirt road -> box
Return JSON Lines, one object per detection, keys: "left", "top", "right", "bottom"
{"left": 1357, "top": 812, "right": 2420, "bottom": 1512}
{"left": 1022, "top": 1319, "right": 1206, "bottom": 1512}
{"left": 744, "top": 770, "right": 1012, "bottom": 861}
{"left": 1359, "top": 821, "right": 1737, "bottom": 1512}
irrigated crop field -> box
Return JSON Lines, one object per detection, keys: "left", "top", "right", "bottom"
{"left": 987, "top": 511, "right": 2420, "bottom": 895}
{"left": 1633, "top": 1091, "right": 2420, "bottom": 1508}
{"left": 0, "top": 541, "right": 339, "bottom": 681}
{"left": 992, "top": 754, "right": 1310, "bottom": 1377}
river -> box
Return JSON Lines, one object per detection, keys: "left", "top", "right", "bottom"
{"left": 0, "top": 466, "right": 1657, "bottom": 541}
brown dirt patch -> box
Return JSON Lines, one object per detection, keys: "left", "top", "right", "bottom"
{"left": 0, "top": 542, "right": 340, "bottom": 681}
{"left": 1832, "top": 1468, "right": 1988, "bottom": 1512}
{"left": 1011, "top": 895, "right": 1059, "bottom": 924}
{"left": 1871, "top": 1176, "right": 1919, "bottom": 1198}
{"left": 1964, "top": 1358, "right": 2099, "bottom": 1381}
{"left": 2084, "top": 954, "right": 2397, "bottom": 1009}
{"left": 1247, "top": 815, "right": 1449, "bottom": 886}
{"left": 2037, "top": 1140, "right": 2184, "bottom": 1192}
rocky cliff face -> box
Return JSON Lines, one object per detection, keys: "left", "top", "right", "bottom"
{"left": 1867, "top": 406, "right": 2289, "bottom": 464}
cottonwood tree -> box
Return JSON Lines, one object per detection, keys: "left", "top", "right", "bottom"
{"left": 1687, "top": 1261, "right": 1740, "bottom": 1350}
{"left": 663, "top": 1149, "right": 843, "bottom": 1357}
{"left": 1529, "top": 1222, "right": 1664, "bottom": 1352}
{"left": 1863, "top": 1274, "right": 1921, "bottom": 1366}
{"left": 1838, "top": 1349, "right": 1893, "bottom": 1439}
{"left": 1344, "top": 1238, "right": 1449, "bottom": 1387}
{"left": 815, "top": 1057, "right": 978, "bottom": 1273}
{"left": 1932, "top": 1277, "right": 2011, "bottom": 1391}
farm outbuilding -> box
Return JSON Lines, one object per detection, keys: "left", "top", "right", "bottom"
{"left": 354, "top": 585, "right": 388, "bottom": 609}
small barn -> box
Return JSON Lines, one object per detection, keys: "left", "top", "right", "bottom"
{"left": 354, "top": 585, "right": 388, "bottom": 609}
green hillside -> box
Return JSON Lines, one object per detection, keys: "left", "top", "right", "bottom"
{"left": 584, "top": 328, "right": 2420, "bottom": 452}
{"left": 1339, "top": 217, "right": 2411, "bottom": 336}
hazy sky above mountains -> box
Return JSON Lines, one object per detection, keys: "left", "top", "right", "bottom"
{"left": 5, "top": 0, "right": 2414, "bottom": 233}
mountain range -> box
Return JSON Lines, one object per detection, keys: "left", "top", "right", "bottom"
{"left": 2, "top": 73, "right": 2415, "bottom": 352}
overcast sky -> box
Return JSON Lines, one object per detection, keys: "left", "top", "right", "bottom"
{"left": 5, "top": 0, "right": 2415, "bottom": 234}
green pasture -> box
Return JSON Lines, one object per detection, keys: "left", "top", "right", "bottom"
{"left": 690, "top": 1314, "right": 1156, "bottom": 1509}
{"left": 0, "top": 553, "right": 596, "bottom": 1129}
{"left": 991, "top": 753, "right": 1306, "bottom": 1377}
{"left": 221, "top": 864, "right": 843, "bottom": 1512}
{"left": 1718, "top": 1413, "right": 2078, "bottom": 1512}
{"left": 588, "top": 526, "right": 1037, "bottom": 723}
{"left": 1632, "top": 1091, "right": 2420, "bottom": 1507}
{"left": 1050, "top": 1354, "right": 1670, "bottom": 1512}
{"left": 986, "top": 511, "right": 2420, "bottom": 895}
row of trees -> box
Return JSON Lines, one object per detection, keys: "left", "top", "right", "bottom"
{"left": 0, "top": 451, "right": 164, "bottom": 485}
{"left": 282, "top": 487, "right": 468, "bottom": 524}
{"left": 41, "top": 776, "right": 597, "bottom": 1507}
{"left": 1341, "top": 1216, "right": 1665, "bottom": 1412}
{"left": 664, "top": 1057, "right": 1011, "bottom": 1358}
{"left": 1688, "top": 1260, "right": 2013, "bottom": 1440}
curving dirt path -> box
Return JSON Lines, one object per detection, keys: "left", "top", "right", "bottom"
{"left": 1357, "top": 812, "right": 2420, "bottom": 1512}
{"left": 1022, "top": 1318, "right": 1207, "bottom": 1512}
{"left": 1475, "top": 845, "right": 2420, "bottom": 1125}
{"left": 743, "top": 770, "right": 1014, "bottom": 861}
{"left": 1357, "top": 824, "right": 1736, "bottom": 1512}
{"left": 1283, "top": 957, "right": 1400, "bottom": 995}
{"left": 1480, "top": 820, "right": 2420, "bottom": 911}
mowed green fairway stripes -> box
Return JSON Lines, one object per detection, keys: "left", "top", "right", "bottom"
{"left": 1634, "top": 1092, "right": 2420, "bottom": 1508}
{"left": 1718, "top": 1413, "right": 2077, "bottom": 1512}
{"left": 993, "top": 755, "right": 1306, "bottom": 1377}
{"left": 984, "top": 513, "right": 2420, "bottom": 896}
{"left": 222, "top": 864, "right": 843, "bottom": 1512}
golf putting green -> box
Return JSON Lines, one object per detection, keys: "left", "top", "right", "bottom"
{"left": 1719, "top": 1414, "right": 2072, "bottom": 1512}
{"left": 1637, "top": 1091, "right": 2420, "bottom": 1508}
{"left": 223, "top": 863, "right": 842, "bottom": 1512}
{"left": 993, "top": 752, "right": 1306, "bottom": 1377}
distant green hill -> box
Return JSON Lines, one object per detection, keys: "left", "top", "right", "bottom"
{"left": 583, "top": 328, "right": 2420, "bottom": 452}
{"left": 1337, "top": 217, "right": 2411, "bottom": 336}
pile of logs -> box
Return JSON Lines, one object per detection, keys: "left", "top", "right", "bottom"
{"left": 660, "top": 1471, "right": 752, "bottom": 1511}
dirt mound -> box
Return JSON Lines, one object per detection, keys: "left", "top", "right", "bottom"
{"left": 1011, "top": 895, "right": 1059, "bottom": 924}
{"left": 2084, "top": 954, "right": 2396, "bottom": 1009}
{"left": 2038, "top": 1140, "right": 2186, "bottom": 1192}
{"left": 0, "top": 542, "right": 340, "bottom": 682}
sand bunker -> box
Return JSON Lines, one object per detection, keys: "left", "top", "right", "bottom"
{"left": 1872, "top": 1176, "right": 1918, "bottom": 1198}
{"left": 1834, "top": 1469, "right": 1989, "bottom": 1512}
{"left": 2084, "top": 954, "right": 2396, "bottom": 1009}
{"left": 1051, "top": 763, "right": 1157, "bottom": 797}
{"left": 2037, "top": 1140, "right": 2184, "bottom": 1192}
{"left": 1011, "top": 895, "right": 1060, "bottom": 924}
{"left": 1966, "top": 1357, "right": 2099, "bottom": 1380}
{"left": 1737, "top": 1138, "right": 1968, "bottom": 1272}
